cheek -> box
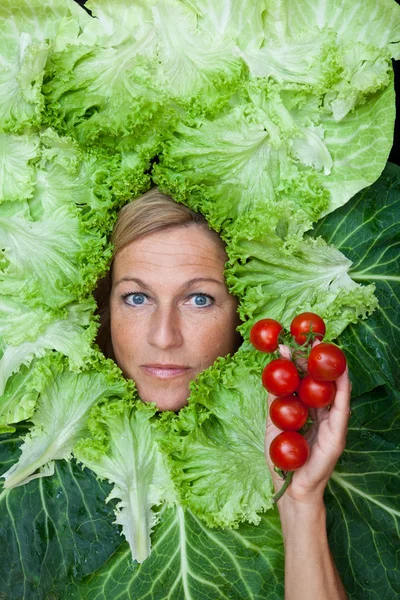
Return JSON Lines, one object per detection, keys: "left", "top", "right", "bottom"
{"left": 110, "top": 308, "right": 141, "bottom": 364}
{"left": 194, "top": 309, "right": 239, "bottom": 363}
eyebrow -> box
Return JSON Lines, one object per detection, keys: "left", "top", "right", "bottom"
{"left": 113, "top": 276, "right": 225, "bottom": 290}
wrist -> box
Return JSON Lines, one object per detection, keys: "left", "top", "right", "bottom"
{"left": 276, "top": 495, "right": 326, "bottom": 540}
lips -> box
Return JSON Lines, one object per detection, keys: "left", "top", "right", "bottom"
{"left": 141, "top": 364, "right": 191, "bottom": 379}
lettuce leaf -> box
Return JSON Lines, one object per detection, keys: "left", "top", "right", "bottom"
{"left": 0, "top": 128, "right": 142, "bottom": 308}
{"left": 43, "top": 0, "right": 245, "bottom": 155}
{"left": 29, "top": 128, "right": 149, "bottom": 227}
{"left": 43, "top": 39, "right": 173, "bottom": 156}
{"left": 318, "top": 81, "right": 395, "bottom": 214}
{"left": 1, "top": 353, "right": 131, "bottom": 489}
{"left": 84, "top": 0, "right": 153, "bottom": 40}
{"left": 149, "top": 0, "right": 244, "bottom": 113}
{"left": 154, "top": 83, "right": 331, "bottom": 229}
{"left": 0, "top": 203, "right": 107, "bottom": 308}
{"left": 86, "top": 0, "right": 245, "bottom": 114}
{"left": 0, "top": 132, "right": 39, "bottom": 202}
{"left": 281, "top": 0, "right": 400, "bottom": 52}
{"left": 0, "top": 0, "right": 93, "bottom": 132}
{"left": 42, "top": 3, "right": 177, "bottom": 157}
{"left": 238, "top": 0, "right": 399, "bottom": 119}
{"left": 237, "top": 28, "right": 341, "bottom": 88}
{"left": 152, "top": 0, "right": 399, "bottom": 226}
{"left": 75, "top": 398, "right": 176, "bottom": 563}
{"left": 0, "top": 298, "right": 97, "bottom": 397}
{"left": 154, "top": 77, "right": 395, "bottom": 229}
{"left": 0, "top": 363, "right": 40, "bottom": 433}
{"left": 159, "top": 351, "right": 274, "bottom": 528}
{"left": 225, "top": 214, "right": 378, "bottom": 342}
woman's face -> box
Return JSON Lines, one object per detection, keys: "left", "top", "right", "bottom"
{"left": 110, "top": 225, "right": 240, "bottom": 411}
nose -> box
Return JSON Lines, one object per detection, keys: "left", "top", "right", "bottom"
{"left": 147, "top": 304, "right": 184, "bottom": 350}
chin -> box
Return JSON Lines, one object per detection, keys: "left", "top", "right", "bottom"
{"left": 139, "top": 391, "right": 189, "bottom": 412}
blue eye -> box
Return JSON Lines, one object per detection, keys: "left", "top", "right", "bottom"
{"left": 123, "top": 292, "right": 147, "bottom": 306}
{"left": 191, "top": 294, "right": 213, "bottom": 307}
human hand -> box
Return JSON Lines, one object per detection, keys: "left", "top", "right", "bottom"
{"left": 265, "top": 340, "right": 351, "bottom": 509}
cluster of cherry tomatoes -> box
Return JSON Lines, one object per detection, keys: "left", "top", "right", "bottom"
{"left": 250, "top": 312, "right": 347, "bottom": 472}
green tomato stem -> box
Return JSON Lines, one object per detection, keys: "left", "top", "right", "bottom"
{"left": 272, "top": 470, "right": 294, "bottom": 503}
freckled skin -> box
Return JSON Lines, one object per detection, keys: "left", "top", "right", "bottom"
{"left": 110, "top": 225, "right": 241, "bottom": 411}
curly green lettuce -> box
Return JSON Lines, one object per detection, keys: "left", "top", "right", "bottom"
{"left": 225, "top": 213, "right": 378, "bottom": 341}
{"left": 0, "top": 1, "right": 399, "bottom": 578}
{"left": 159, "top": 350, "right": 274, "bottom": 528}
{"left": 1, "top": 352, "right": 131, "bottom": 489}
{"left": 75, "top": 397, "right": 177, "bottom": 563}
{"left": 0, "top": 0, "right": 93, "bottom": 131}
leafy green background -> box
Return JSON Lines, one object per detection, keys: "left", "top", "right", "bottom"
{"left": 318, "top": 164, "right": 400, "bottom": 599}
{"left": 0, "top": 425, "right": 285, "bottom": 600}
{"left": 1, "top": 165, "right": 399, "bottom": 599}
{"left": 326, "top": 386, "right": 400, "bottom": 600}
{"left": 0, "top": 424, "right": 122, "bottom": 599}
{"left": 0, "top": 164, "right": 400, "bottom": 600}
{"left": 312, "top": 162, "right": 400, "bottom": 397}
{"left": 67, "top": 507, "right": 284, "bottom": 600}
{"left": 2, "top": 385, "right": 399, "bottom": 599}
{"left": 0, "top": 0, "right": 399, "bottom": 594}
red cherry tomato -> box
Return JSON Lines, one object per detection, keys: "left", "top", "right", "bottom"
{"left": 290, "top": 312, "right": 326, "bottom": 345}
{"left": 298, "top": 375, "right": 336, "bottom": 408}
{"left": 308, "top": 343, "right": 346, "bottom": 381}
{"left": 270, "top": 396, "right": 308, "bottom": 431}
{"left": 269, "top": 431, "right": 310, "bottom": 470}
{"left": 262, "top": 359, "right": 300, "bottom": 396}
{"left": 250, "top": 318, "right": 283, "bottom": 353}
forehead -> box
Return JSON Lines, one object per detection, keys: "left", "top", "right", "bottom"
{"left": 112, "top": 225, "right": 227, "bottom": 283}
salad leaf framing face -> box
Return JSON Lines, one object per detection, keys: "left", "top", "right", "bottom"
{"left": 159, "top": 351, "right": 274, "bottom": 528}
{"left": 0, "top": 133, "right": 39, "bottom": 202}
{"left": 0, "top": 0, "right": 400, "bottom": 598}
{"left": 225, "top": 223, "right": 378, "bottom": 343}
{"left": 2, "top": 353, "right": 132, "bottom": 489}
{"left": 75, "top": 398, "right": 177, "bottom": 564}
{"left": 0, "top": 0, "right": 94, "bottom": 132}
{"left": 0, "top": 299, "right": 97, "bottom": 399}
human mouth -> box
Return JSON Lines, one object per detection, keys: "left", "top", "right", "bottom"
{"left": 141, "top": 364, "right": 191, "bottom": 379}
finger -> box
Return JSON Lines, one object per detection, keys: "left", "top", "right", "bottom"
{"left": 309, "top": 404, "right": 329, "bottom": 427}
{"left": 327, "top": 366, "right": 351, "bottom": 436}
{"left": 292, "top": 338, "right": 321, "bottom": 373}
{"left": 316, "top": 405, "right": 331, "bottom": 423}
{"left": 294, "top": 355, "right": 308, "bottom": 373}
{"left": 304, "top": 423, "right": 318, "bottom": 446}
{"left": 308, "top": 407, "right": 318, "bottom": 420}
{"left": 267, "top": 391, "right": 278, "bottom": 407}
{"left": 264, "top": 439, "right": 284, "bottom": 492}
{"left": 278, "top": 344, "right": 292, "bottom": 360}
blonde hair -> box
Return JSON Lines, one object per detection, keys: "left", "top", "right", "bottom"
{"left": 111, "top": 187, "right": 210, "bottom": 255}
{"left": 95, "top": 187, "right": 224, "bottom": 357}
